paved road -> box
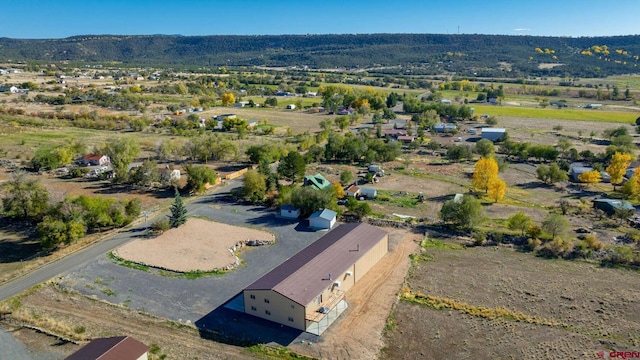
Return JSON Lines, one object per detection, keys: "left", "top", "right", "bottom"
{"left": 0, "top": 179, "right": 242, "bottom": 303}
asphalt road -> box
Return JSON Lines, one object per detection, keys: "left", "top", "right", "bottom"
{"left": 0, "top": 179, "right": 242, "bottom": 303}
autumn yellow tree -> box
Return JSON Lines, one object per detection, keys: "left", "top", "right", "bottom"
{"left": 332, "top": 182, "right": 345, "bottom": 199}
{"left": 622, "top": 167, "right": 640, "bottom": 199}
{"left": 472, "top": 157, "right": 499, "bottom": 193}
{"left": 578, "top": 169, "right": 601, "bottom": 186}
{"left": 487, "top": 177, "right": 506, "bottom": 202}
{"left": 606, "top": 151, "right": 632, "bottom": 190}
{"left": 221, "top": 93, "right": 235, "bottom": 106}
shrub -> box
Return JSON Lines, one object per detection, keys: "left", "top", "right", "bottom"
{"left": 583, "top": 234, "right": 605, "bottom": 251}
{"left": 151, "top": 218, "right": 170, "bottom": 233}
{"left": 526, "top": 238, "right": 542, "bottom": 251}
{"left": 472, "top": 231, "right": 486, "bottom": 246}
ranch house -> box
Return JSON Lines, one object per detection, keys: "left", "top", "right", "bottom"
{"left": 243, "top": 223, "right": 389, "bottom": 335}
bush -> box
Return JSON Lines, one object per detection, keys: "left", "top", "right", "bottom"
{"left": 526, "top": 238, "right": 542, "bottom": 251}
{"left": 538, "top": 238, "right": 574, "bottom": 258}
{"left": 472, "top": 231, "right": 486, "bottom": 246}
{"left": 151, "top": 218, "right": 170, "bottom": 233}
{"left": 583, "top": 234, "right": 605, "bottom": 251}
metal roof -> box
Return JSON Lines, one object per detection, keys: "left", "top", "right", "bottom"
{"left": 65, "top": 336, "right": 149, "bottom": 360}
{"left": 244, "top": 223, "right": 388, "bottom": 306}
{"left": 309, "top": 209, "right": 337, "bottom": 221}
{"left": 481, "top": 128, "right": 506, "bottom": 133}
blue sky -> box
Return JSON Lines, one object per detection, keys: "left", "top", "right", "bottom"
{"left": 4, "top": 0, "right": 640, "bottom": 39}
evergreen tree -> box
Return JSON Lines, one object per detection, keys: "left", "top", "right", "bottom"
{"left": 168, "top": 192, "right": 187, "bottom": 228}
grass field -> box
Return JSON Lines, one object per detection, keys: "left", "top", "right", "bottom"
{"left": 472, "top": 105, "right": 638, "bottom": 123}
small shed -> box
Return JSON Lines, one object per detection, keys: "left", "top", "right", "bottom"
{"left": 480, "top": 128, "right": 506, "bottom": 142}
{"left": 360, "top": 188, "right": 377, "bottom": 199}
{"left": 346, "top": 184, "right": 361, "bottom": 198}
{"left": 280, "top": 205, "right": 300, "bottom": 219}
{"left": 308, "top": 209, "right": 337, "bottom": 230}
{"left": 593, "top": 199, "right": 635, "bottom": 216}
{"left": 433, "top": 122, "right": 457, "bottom": 133}
{"left": 286, "top": 104, "right": 296, "bottom": 110}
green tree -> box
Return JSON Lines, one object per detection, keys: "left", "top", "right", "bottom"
{"left": 184, "top": 165, "right": 217, "bottom": 194}
{"left": 542, "top": 213, "right": 568, "bottom": 240}
{"left": 37, "top": 217, "right": 85, "bottom": 249}
{"left": 1, "top": 171, "right": 49, "bottom": 220}
{"left": 507, "top": 211, "right": 533, "bottom": 236}
{"left": 130, "top": 160, "right": 160, "bottom": 187}
{"left": 340, "top": 169, "right": 354, "bottom": 185}
{"left": 278, "top": 151, "right": 306, "bottom": 183}
{"left": 243, "top": 170, "right": 267, "bottom": 203}
{"left": 439, "top": 195, "right": 485, "bottom": 229}
{"left": 168, "top": 192, "right": 187, "bottom": 228}
{"left": 536, "top": 163, "right": 568, "bottom": 185}
{"left": 100, "top": 137, "right": 140, "bottom": 183}
{"left": 446, "top": 145, "right": 472, "bottom": 162}
{"left": 291, "top": 186, "right": 336, "bottom": 218}
{"left": 475, "top": 139, "right": 495, "bottom": 157}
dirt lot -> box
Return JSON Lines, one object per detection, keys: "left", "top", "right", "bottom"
{"left": 382, "top": 243, "right": 640, "bottom": 359}
{"left": 114, "top": 217, "right": 275, "bottom": 272}
{"left": 2, "top": 284, "right": 255, "bottom": 360}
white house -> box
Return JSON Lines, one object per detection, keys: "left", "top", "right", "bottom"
{"left": 280, "top": 205, "right": 300, "bottom": 219}
{"left": 78, "top": 154, "right": 111, "bottom": 167}
{"left": 159, "top": 167, "right": 181, "bottom": 182}
{"left": 308, "top": 209, "right": 337, "bottom": 230}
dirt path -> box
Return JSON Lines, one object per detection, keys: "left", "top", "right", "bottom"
{"left": 290, "top": 229, "right": 421, "bottom": 360}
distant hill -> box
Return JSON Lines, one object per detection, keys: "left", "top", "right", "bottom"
{"left": 1, "top": 34, "right": 639, "bottom": 77}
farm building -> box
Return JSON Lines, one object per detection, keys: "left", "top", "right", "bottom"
{"left": 593, "top": 199, "right": 635, "bottom": 216}
{"left": 480, "top": 128, "right": 506, "bottom": 142}
{"left": 65, "top": 336, "right": 149, "bottom": 360}
{"left": 382, "top": 129, "right": 407, "bottom": 138}
{"left": 346, "top": 184, "right": 361, "bottom": 198}
{"left": 280, "top": 205, "right": 300, "bottom": 219}
{"left": 585, "top": 103, "right": 603, "bottom": 109}
{"left": 303, "top": 173, "right": 332, "bottom": 191}
{"left": 360, "top": 188, "right": 377, "bottom": 199}
{"left": 242, "top": 223, "right": 389, "bottom": 335}
{"left": 397, "top": 135, "right": 415, "bottom": 143}
{"left": 159, "top": 166, "right": 181, "bottom": 182}
{"left": 570, "top": 166, "right": 593, "bottom": 182}
{"left": 308, "top": 209, "right": 337, "bottom": 230}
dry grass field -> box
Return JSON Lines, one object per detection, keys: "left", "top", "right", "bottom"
{"left": 382, "top": 243, "right": 640, "bottom": 359}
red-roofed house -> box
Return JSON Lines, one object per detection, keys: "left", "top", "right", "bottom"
{"left": 78, "top": 154, "right": 110, "bottom": 167}
{"left": 65, "top": 336, "right": 149, "bottom": 360}
{"left": 243, "top": 223, "right": 388, "bottom": 334}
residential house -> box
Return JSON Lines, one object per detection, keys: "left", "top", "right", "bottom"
{"left": 382, "top": 129, "right": 407, "bottom": 139}
{"left": 433, "top": 122, "right": 457, "bottom": 133}
{"left": 280, "top": 205, "right": 300, "bottom": 219}
{"left": 303, "top": 173, "right": 332, "bottom": 191}
{"left": 78, "top": 154, "right": 111, "bottom": 167}
{"left": 243, "top": 223, "right": 389, "bottom": 335}
{"left": 308, "top": 209, "right": 337, "bottom": 230}
{"left": 159, "top": 166, "right": 181, "bottom": 182}
{"left": 65, "top": 336, "right": 149, "bottom": 360}
{"left": 396, "top": 135, "right": 415, "bottom": 143}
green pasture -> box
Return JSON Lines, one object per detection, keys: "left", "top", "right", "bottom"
{"left": 471, "top": 105, "right": 638, "bottom": 123}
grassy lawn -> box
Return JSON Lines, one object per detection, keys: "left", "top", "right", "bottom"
{"left": 471, "top": 105, "right": 638, "bottom": 123}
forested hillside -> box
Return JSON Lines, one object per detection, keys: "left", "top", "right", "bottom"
{"left": 1, "top": 33, "right": 639, "bottom": 77}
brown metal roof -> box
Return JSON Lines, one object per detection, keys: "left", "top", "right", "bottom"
{"left": 65, "top": 336, "right": 149, "bottom": 360}
{"left": 245, "top": 223, "right": 388, "bottom": 306}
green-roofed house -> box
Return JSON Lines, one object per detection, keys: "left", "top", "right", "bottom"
{"left": 303, "top": 173, "right": 332, "bottom": 190}
{"left": 593, "top": 198, "right": 635, "bottom": 216}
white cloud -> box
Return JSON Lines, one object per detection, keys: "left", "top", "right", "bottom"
{"left": 514, "top": 28, "right": 532, "bottom": 32}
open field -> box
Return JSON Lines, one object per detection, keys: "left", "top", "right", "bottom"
{"left": 382, "top": 242, "right": 640, "bottom": 359}
{"left": 472, "top": 105, "right": 639, "bottom": 123}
